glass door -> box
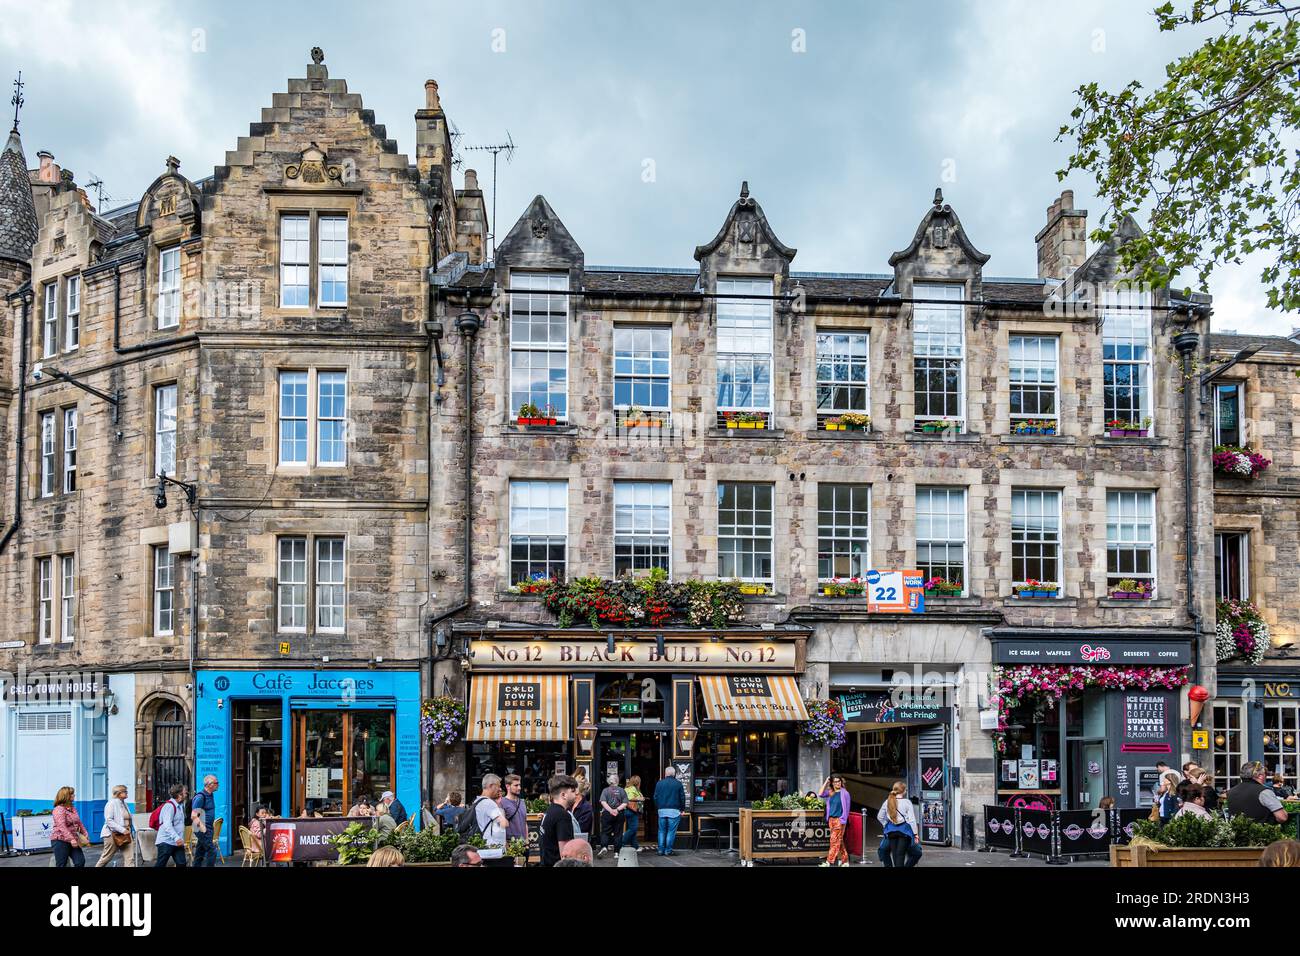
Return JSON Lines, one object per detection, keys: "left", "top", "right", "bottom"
{"left": 1065, "top": 690, "right": 1107, "bottom": 810}
{"left": 294, "top": 709, "right": 395, "bottom": 815}
{"left": 349, "top": 710, "right": 395, "bottom": 806}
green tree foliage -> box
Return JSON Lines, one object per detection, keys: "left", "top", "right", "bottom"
{"left": 1060, "top": 1, "right": 1300, "bottom": 310}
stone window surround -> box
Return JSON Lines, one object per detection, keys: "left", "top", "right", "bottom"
{"left": 1214, "top": 512, "right": 1264, "bottom": 613}
{"left": 266, "top": 194, "right": 358, "bottom": 316}
{"left": 266, "top": 360, "right": 351, "bottom": 474}
{"left": 1104, "top": 485, "right": 1159, "bottom": 596}
{"left": 273, "top": 531, "right": 348, "bottom": 636}
{"left": 36, "top": 270, "right": 85, "bottom": 359}
{"left": 139, "top": 524, "right": 181, "bottom": 640}
{"left": 31, "top": 535, "right": 78, "bottom": 646}
{"left": 911, "top": 281, "right": 967, "bottom": 428}
{"left": 1212, "top": 377, "right": 1247, "bottom": 448}
{"left": 139, "top": 361, "right": 188, "bottom": 489}
{"left": 31, "top": 400, "right": 78, "bottom": 501}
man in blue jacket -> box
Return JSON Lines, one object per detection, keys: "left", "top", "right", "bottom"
{"left": 652, "top": 766, "right": 686, "bottom": 856}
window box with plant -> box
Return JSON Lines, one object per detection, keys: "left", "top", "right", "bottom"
{"left": 1011, "top": 419, "right": 1058, "bottom": 436}
{"left": 516, "top": 402, "right": 559, "bottom": 427}
{"left": 918, "top": 419, "right": 960, "bottom": 435}
{"left": 737, "top": 581, "right": 769, "bottom": 595}
{"left": 923, "top": 576, "right": 963, "bottom": 598}
{"left": 1105, "top": 417, "right": 1151, "bottom": 438}
{"left": 1213, "top": 446, "right": 1270, "bottom": 479}
{"left": 621, "top": 405, "right": 666, "bottom": 429}
{"left": 511, "top": 574, "right": 556, "bottom": 595}
{"left": 1107, "top": 579, "right": 1153, "bottom": 600}
{"left": 531, "top": 569, "right": 747, "bottom": 629}
{"left": 820, "top": 577, "right": 865, "bottom": 597}
{"left": 1012, "top": 579, "right": 1059, "bottom": 599}
{"left": 722, "top": 410, "right": 769, "bottom": 430}
{"left": 823, "top": 412, "right": 871, "bottom": 432}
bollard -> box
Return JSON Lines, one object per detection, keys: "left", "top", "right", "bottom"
{"left": 960, "top": 813, "right": 975, "bottom": 851}
{"left": 616, "top": 845, "right": 639, "bottom": 867}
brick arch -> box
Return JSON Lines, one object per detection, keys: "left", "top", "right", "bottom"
{"left": 136, "top": 693, "right": 191, "bottom": 809}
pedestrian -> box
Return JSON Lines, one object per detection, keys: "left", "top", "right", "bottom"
{"left": 877, "top": 780, "right": 919, "bottom": 868}
{"left": 572, "top": 766, "right": 591, "bottom": 797}
{"left": 367, "top": 846, "right": 405, "bottom": 867}
{"left": 818, "top": 774, "right": 851, "bottom": 867}
{"left": 622, "top": 774, "right": 644, "bottom": 850}
{"left": 450, "top": 844, "right": 483, "bottom": 867}
{"left": 380, "top": 790, "right": 407, "bottom": 825}
{"left": 876, "top": 833, "right": 923, "bottom": 867}
{"left": 465, "top": 774, "right": 511, "bottom": 865}
{"left": 191, "top": 774, "right": 220, "bottom": 867}
{"left": 153, "top": 783, "right": 189, "bottom": 868}
{"left": 1151, "top": 761, "right": 1180, "bottom": 803}
{"left": 571, "top": 784, "right": 594, "bottom": 843}
{"left": 597, "top": 772, "right": 628, "bottom": 858}
{"left": 96, "top": 783, "right": 135, "bottom": 868}
{"left": 1226, "top": 761, "right": 1289, "bottom": 824}
{"left": 1174, "top": 781, "right": 1211, "bottom": 820}
{"left": 538, "top": 774, "right": 580, "bottom": 867}
{"left": 51, "top": 786, "right": 89, "bottom": 868}
{"left": 499, "top": 774, "right": 529, "bottom": 844}
{"left": 1190, "top": 767, "right": 1220, "bottom": 812}
{"left": 554, "top": 857, "right": 590, "bottom": 868}
{"left": 1271, "top": 773, "right": 1295, "bottom": 800}
{"left": 248, "top": 804, "right": 270, "bottom": 856}
{"left": 1157, "top": 771, "right": 1181, "bottom": 824}
{"left": 434, "top": 791, "right": 465, "bottom": 829}
{"left": 1098, "top": 796, "right": 1116, "bottom": 811}
{"left": 1259, "top": 840, "right": 1300, "bottom": 867}
{"left": 560, "top": 839, "right": 594, "bottom": 865}
{"left": 653, "top": 765, "right": 686, "bottom": 856}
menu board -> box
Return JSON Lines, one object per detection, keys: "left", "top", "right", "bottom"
{"left": 1123, "top": 695, "right": 1170, "bottom": 748}
{"left": 673, "top": 760, "right": 693, "bottom": 811}
{"left": 747, "top": 813, "right": 831, "bottom": 854}
{"left": 1108, "top": 690, "right": 1177, "bottom": 808}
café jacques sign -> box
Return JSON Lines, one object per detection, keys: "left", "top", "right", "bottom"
{"left": 468, "top": 638, "right": 799, "bottom": 672}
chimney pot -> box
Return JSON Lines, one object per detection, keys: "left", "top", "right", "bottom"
{"left": 425, "top": 80, "right": 441, "bottom": 111}
{"left": 463, "top": 168, "right": 479, "bottom": 191}
{"left": 1060, "top": 188, "right": 1074, "bottom": 209}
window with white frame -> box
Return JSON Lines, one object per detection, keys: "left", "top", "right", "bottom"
{"left": 317, "top": 216, "right": 349, "bottom": 307}
{"left": 817, "top": 484, "right": 870, "bottom": 580}
{"left": 717, "top": 481, "right": 773, "bottom": 584}
{"left": 716, "top": 278, "right": 773, "bottom": 424}
{"left": 42, "top": 282, "right": 57, "bottom": 358}
{"left": 62, "top": 408, "right": 77, "bottom": 493}
{"left": 509, "top": 479, "right": 568, "bottom": 584}
{"left": 37, "top": 556, "right": 53, "bottom": 643}
{"left": 158, "top": 246, "right": 181, "bottom": 328}
{"left": 1009, "top": 335, "right": 1058, "bottom": 424}
{"left": 912, "top": 283, "right": 964, "bottom": 428}
{"left": 316, "top": 371, "right": 347, "bottom": 466}
{"left": 1211, "top": 702, "right": 1244, "bottom": 793}
{"left": 64, "top": 276, "right": 80, "bottom": 350}
{"left": 1215, "top": 531, "right": 1249, "bottom": 602}
{"left": 154, "top": 545, "right": 175, "bottom": 635}
{"left": 916, "top": 486, "right": 966, "bottom": 589}
{"left": 278, "top": 371, "right": 309, "bottom": 465}
{"left": 60, "top": 555, "right": 74, "bottom": 642}
{"left": 815, "top": 330, "right": 870, "bottom": 420}
{"left": 39, "top": 411, "right": 55, "bottom": 497}
{"left": 277, "top": 537, "right": 308, "bottom": 631}
{"left": 1214, "top": 383, "right": 1244, "bottom": 447}
{"left": 1011, "top": 489, "right": 1061, "bottom": 589}
{"left": 509, "top": 272, "right": 569, "bottom": 421}
{"left": 280, "top": 214, "right": 311, "bottom": 308}
{"left": 613, "top": 326, "right": 671, "bottom": 420}
{"left": 315, "top": 537, "right": 346, "bottom": 631}
{"left": 1102, "top": 291, "right": 1152, "bottom": 430}
{"left": 613, "top": 481, "right": 671, "bottom": 576}
{"left": 155, "top": 384, "right": 177, "bottom": 477}
{"left": 1106, "top": 490, "right": 1156, "bottom": 593}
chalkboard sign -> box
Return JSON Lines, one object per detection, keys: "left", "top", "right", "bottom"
{"left": 747, "top": 811, "right": 831, "bottom": 854}
{"left": 673, "top": 760, "right": 693, "bottom": 810}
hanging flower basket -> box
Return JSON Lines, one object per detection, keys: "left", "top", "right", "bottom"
{"left": 799, "top": 698, "right": 846, "bottom": 749}
{"left": 421, "top": 695, "right": 467, "bottom": 745}
{"left": 1216, "top": 600, "right": 1270, "bottom": 665}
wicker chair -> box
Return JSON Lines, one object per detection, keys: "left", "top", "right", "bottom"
{"left": 394, "top": 817, "right": 413, "bottom": 834}
{"left": 238, "top": 826, "right": 264, "bottom": 867}
{"left": 212, "top": 818, "right": 225, "bottom": 864}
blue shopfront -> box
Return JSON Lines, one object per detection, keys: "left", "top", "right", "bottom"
{"left": 195, "top": 669, "right": 421, "bottom": 855}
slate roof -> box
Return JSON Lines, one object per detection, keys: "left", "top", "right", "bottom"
{"left": 1208, "top": 332, "right": 1300, "bottom": 355}
{"left": 0, "top": 128, "right": 38, "bottom": 264}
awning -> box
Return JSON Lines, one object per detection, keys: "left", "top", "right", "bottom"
{"left": 466, "top": 674, "right": 569, "bottom": 741}
{"left": 698, "top": 675, "right": 809, "bottom": 722}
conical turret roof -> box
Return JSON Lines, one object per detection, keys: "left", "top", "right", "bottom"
{"left": 0, "top": 127, "right": 38, "bottom": 265}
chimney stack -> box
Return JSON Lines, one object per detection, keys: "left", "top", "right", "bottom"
{"left": 415, "top": 78, "right": 448, "bottom": 181}
{"left": 1035, "top": 189, "right": 1087, "bottom": 280}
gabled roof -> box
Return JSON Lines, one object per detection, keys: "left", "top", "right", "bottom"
{"left": 889, "top": 188, "right": 989, "bottom": 266}
{"left": 0, "top": 128, "right": 38, "bottom": 265}
{"left": 495, "top": 194, "right": 583, "bottom": 266}
{"left": 694, "top": 181, "right": 795, "bottom": 262}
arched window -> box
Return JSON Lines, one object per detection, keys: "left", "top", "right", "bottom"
{"left": 597, "top": 678, "right": 664, "bottom": 724}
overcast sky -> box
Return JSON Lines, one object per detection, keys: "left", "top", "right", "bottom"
{"left": 0, "top": 0, "right": 1290, "bottom": 334}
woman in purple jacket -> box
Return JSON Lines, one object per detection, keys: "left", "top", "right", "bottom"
{"left": 819, "top": 774, "right": 851, "bottom": 866}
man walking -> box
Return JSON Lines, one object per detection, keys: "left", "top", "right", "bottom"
{"left": 539, "top": 774, "right": 580, "bottom": 867}
{"left": 154, "top": 783, "right": 189, "bottom": 868}
{"left": 653, "top": 765, "right": 686, "bottom": 856}
{"left": 499, "top": 773, "right": 529, "bottom": 844}
{"left": 597, "top": 773, "right": 628, "bottom": 858}
{"left": 191, "top": 774, "right": 219, "bottom": 867}
{"left": 467, "top": 773, "right": 512, "bottom": 866}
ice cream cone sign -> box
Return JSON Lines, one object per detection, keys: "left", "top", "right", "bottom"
{"left": 1188, "top": 684, "right": 1210, "bottom": 727}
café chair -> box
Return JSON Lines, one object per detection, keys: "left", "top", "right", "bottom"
{"left": 692, "top": 816, "right": 721, "bottom": 851}
{"left": 212, "top": 819, "right": 225, "bottom": 864}
{"left": 238, "top": 826, "right": 263, "bottom": 867}
{"left": 184, "top": 825, "right": 194, "bottom": 863}
{"left": 394, "top": 817, "right": 413, "bottom": 834}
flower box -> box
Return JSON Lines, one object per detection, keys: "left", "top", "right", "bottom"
{"left": 738, "top": 421, "right": 763, "bottom": 429}
{"left": 725, "top": 420, "right": 739, "bottom": 429}
{"left": 738, "top": 583, "right": 769, "bottom": 595}
{"left": 924, "top": 588, "right": 962, "bottom": 598}
{"left": 824, "top": 422, "right": 844, "bottom": 431}
{"left": 1015, "top": 589, "right": 1058, "bottom": 599}
{"left": 625, "top": 419, "right": 664, "bottom": 429}
{"left": 1109, "top": 591, "right": 1151, "bottom": 600}
{"left": 517, "top": 416, "right": 558, "bottom": 427}
{"left": 1109, "top": 845, "right": 1265, "bottom": 868}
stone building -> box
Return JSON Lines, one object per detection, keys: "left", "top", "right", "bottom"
{"left": 431, "top": 182, "right": 1217, "bottom": 842}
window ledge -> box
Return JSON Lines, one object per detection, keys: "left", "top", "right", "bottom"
{"left": 805, "top": 429, "right": 880, "bottom": 441}
{"left": 1004, "top": 597, "right": 1079, "bottom": 608}
{"left": 1096, "top": 437, "right": 1169, "bottom": 448}
{"left": 740, "top": 592, "right": 785, "bottom": 604}
{"left": 921, "top": 596, "right": 982, "bottom": 607}
{"left": 502, "top": 424, "right": 579, "bottom": 437}
{"left": 905, "top": 432, "right": 981, "bottom": 443}
{"left": 1001, "top": 434, "right": 1076, "bottom": 445}
{"left": 707, "top": 428, "right": 787, "bottom": 440}
{"left": 1098, "top": 598, "right": 1173, "bottom": 608}
{"left": 498, "top": 592, "right": 544, "bottom": 602}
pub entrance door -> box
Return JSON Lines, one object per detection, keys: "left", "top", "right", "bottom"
{"left": 595, "top": 732, "right": 664, "bottom": 845}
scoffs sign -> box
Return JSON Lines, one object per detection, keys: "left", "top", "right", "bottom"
{"left": 864, "top": 570, "right": 926, "bottom": 614}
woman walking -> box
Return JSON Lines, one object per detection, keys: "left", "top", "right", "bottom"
{"left": 51, "top": 786, "right": 89, "bottom": 868}
{"left": 96, "top": 784, "right": 135, "bottom": 867}
{"left": 819, "top": 774, "right": 851, "bottom": 866}
{"left": 622, "top": 775, "right": 644, "bottom": 850}
{"left": 877, "top": 780, "right": 919, "bottom": 868}
{"left": 1158, "top": 771, "right": 1181, "bottom": 824}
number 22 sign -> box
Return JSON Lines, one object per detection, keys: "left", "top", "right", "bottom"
{"left": 865, "top": 569, "right": 926, "bottom": 614}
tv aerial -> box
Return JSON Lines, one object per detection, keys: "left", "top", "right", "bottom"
{"left": 85, "top": 173, "right": 111, "bottom": 213}
{"left": 464, "top": 131, "right": 516, "bottom": 261}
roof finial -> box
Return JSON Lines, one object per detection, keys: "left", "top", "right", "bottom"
{"left": 740, "top": 180, "right": 750, "bottom": 200}
{"left": 11, "top": 71, "right": 24, "bottom": 132}
{"left": 933, "top": 187, "right": 944, "bottom": 208}
{"left": 165, "top": 155, "right": 180, "bottom": 174}
{"left": 311, "top": 47, "right": 324, "bottom": 65}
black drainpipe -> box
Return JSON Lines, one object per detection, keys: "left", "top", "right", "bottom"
{"left": 1173, "top": 327, "right": 1202, "bottom": 690}
{"left": 111, "top": 260, "right": 199, "bottom": 354}
{"left": 0, "top": 290, "right": 32, "bottom": 554}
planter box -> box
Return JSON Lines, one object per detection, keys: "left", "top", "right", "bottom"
{"left": 738, "top": 584, "right": 769, "bottom": 595}
{"left": 1108, "top": 591, "right": 1151, "bottom": 600}
{"left": 1109, "top": 844, "right": 1265, "bottom": 868}
{"left": 725, "top": 421, "right": 739, "bottom": 429}
{"left": 1015, "top": 589, "right": 1059, "bottom": 599}
{"left": 824, "top": 422, "right": 844, "bottom": 431}
{"left": 739, "top": 807, "right": 832, "bottom": 864}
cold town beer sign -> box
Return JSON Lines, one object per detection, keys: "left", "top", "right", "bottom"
{"left": 468, "top": 639, "right": 798, "bottom": 672}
